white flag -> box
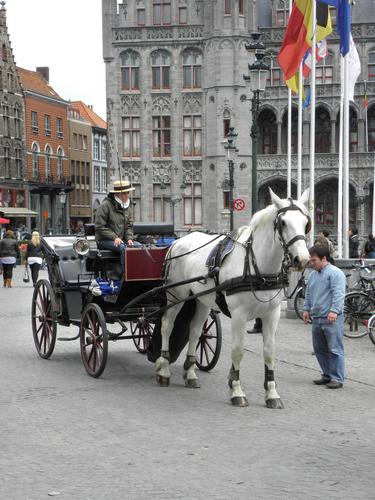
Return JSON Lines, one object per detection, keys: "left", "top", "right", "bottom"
{"left": 348, "top": 34, "right": 361, "bottom": 102}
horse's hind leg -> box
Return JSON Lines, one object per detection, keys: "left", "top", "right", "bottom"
{"left": 155, "top": 300, "right": 184, "bottom": 387}
{"left": 228, "top": 312, "right": 249, "bottom": 407}
{"left": 262, "top": 306, "right": 284, "bottom": 409}
{"left": 183, "top": 301, "right": 210, "bottom": 389}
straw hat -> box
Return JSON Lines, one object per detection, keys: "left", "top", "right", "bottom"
{"left": 109, "top": 180, "right": 135, "bottom": 193}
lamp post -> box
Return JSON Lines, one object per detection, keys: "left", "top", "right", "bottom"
{"left": 243, "top": 32, "right": 270, "bottom": 215}
{"left": 59, "top": 190, "right": 67, "bottom": 234}
{"left": 222, "top": 126, "right": 238, "bottom": 231}
{"left": 160, "top": 180, "right": 182, "bottom": 231}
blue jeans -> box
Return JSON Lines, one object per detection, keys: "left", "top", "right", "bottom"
{"left": 312, "top": 316, "right": 345, "bottom": 383}
{"left": 97, "top": 240, "right": 126, "bottom": 275}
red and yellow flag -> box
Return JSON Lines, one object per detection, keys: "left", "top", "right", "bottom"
{"left": 278, "top": 0, "right": 332, "bottom": 93}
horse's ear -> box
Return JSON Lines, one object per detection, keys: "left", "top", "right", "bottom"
{"left": 269, "top": 188, "right": 283, "bottom": 209}
{"left": 299, "top": 188, "right": 310, "bottom": 209}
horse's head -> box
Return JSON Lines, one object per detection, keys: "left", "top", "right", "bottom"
{"left": 269, "top": 188, "right": 311, "bottom": 270}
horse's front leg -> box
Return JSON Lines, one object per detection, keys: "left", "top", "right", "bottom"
{"left": 262, "top": 305, "right": 284, "bottom": 409}
{"left": 228, "top": 311, "right": 248, "bottom": 407}
{"left": 183, "top": 302, "right": 210, "bottom": 389}
{"left": 155, "top": 300, "right": 184, "bottom": 387}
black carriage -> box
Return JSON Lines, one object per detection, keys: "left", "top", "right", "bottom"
{"left": 31, "top": 223, "right": 222, "bottom": 377}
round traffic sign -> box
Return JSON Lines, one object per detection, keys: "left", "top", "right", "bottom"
{"left": 233, "top": 198, "right": 245, "bottom": 211}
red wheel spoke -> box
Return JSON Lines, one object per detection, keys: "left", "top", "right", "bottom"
{"left": 87, "top": 345, "right": 95, "bottom": 365}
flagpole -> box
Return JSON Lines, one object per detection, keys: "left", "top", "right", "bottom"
{"left": 309, "top": 0, "right": 316, "bottom": 246}
{"left": 364, "top": 80, "right": 369, "bottom": 153}
{"left": 337, "top": 56, "right": 344, "bottom": 259}
{"left": 343, "top": 53, "right": 350, "bottom": 258}
{"left": 372, "top": 158, "right": 375, "bottom": 237}
{"left": 297, "top": 63, "right": 303, "bottom": 199}
{"left": 287, "top": 0, "right": 293, "bottom": 198}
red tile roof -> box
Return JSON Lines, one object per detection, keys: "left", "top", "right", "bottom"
{"left": 70, "top": 101, "right": 107, "bottom": 130}
{"left": 17, "top": 67, "right": 65, "bottom": 101}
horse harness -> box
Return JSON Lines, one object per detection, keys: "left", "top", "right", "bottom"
{"left": 211, "top": 199, "right": 311, "bottom": 317}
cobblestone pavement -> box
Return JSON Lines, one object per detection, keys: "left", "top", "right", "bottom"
{"left": 1, "top": 267, "right": 375, "bottom": 500}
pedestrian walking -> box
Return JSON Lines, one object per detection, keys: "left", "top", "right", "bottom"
{"left": 363, "top": 233, "right": 375, "bottom": 259}
{"left": 348, "top": 227, "right": 359, "bottom": 258}
{"left": 26, "top": 231, "right": 43, "bottom": 286}
{"left": 303, "top": 245, "right": 346, "bottom": 389}
{"left": 0, "top": 230, "right": 20, "bottom": 288}
{"left": 314, "top": 230, "right": 336, "bottom": 264}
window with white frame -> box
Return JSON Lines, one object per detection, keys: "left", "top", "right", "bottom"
{"left": 44, "top": 114, "right": 51, "bottom": 136}
{"left": 45, "top": 145, "right": 51, "bottom": 179}
{"left": 266, "top": 56, "right": 281, "bottom": 87}
{"left": 153, "top": 183, "right": 171, "bottom": 222}
{"left": 14, "top": 107, "right": 21, "bottom": 138}
{"left": 101, "top": 167, "right": 107, "bottom": 192}
{"left": 179, "top": 6, "right": 187, "bottom": 24}
{"left": 31, "top": 111, "right": 38, "bottom": 133}
{"left": 183, "top": 182, "right": 202, "bottom": 226}
{"left": 3, "top": 105, "right": 9, "bottom": 136}
{"left": 57, "top": 147, "right": 63, "bottom": 179}
{"left": 82, "top": 135, "right": 88, "bottom": 151}
{"left": 183, "top": 49, "right": 202, "bottom": 89}
{"left": 32, "top": 143, "right": 39, "bottom": 178}
{"left": 316, "top": 52, "right": 333, "bottom": 84}
{"left": 183, "top": 115, "right": 202, "bottom": 156}
{"left": 120, "top": 50, "right": 140, "bottom": 90}
{"left": 101, "top": 139, "right": 107, "bottom": 162}
{"left": 137, "top": 8, "right": 146, "bottom": 26}
{"left": 56, "top": 117, "right": 63, "bottom": 138}
{"left": 94, "top": 166, "right": 100, "bottom": 192}
{"left": 153, "top": 0, "right": 171, "bottom": 25}
{"left": 152, "top": 50, "right": 171, "bottom": 89}
{"left": 94, "top": 138, "right": 100, "bottom": 160}
{"left": 122, "top": 117, "right": 140, "bottom": 157}
{"left": 152, "top": 116, "right": 171, "bottom": 157}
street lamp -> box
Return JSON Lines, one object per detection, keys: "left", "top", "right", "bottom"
{"left": 243, "top": 32, "right": 270, "bottom": 215}
{"left": 160, "top": 180, "right": 182, "bottom": 231}
{"left": 222, "top": 126, "right": 238, "bottom": 232}
{"left": 59, "top": 189, "right": 67, "bottom": 234}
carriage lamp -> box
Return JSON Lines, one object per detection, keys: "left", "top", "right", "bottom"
{"left": 243, "top": 32, "right": 270, "bottom": 216}
{"left": 59, "top": 190, "right": 67, "bottom": 234}
{"left": 223, "top": 127, "right": 239, "bottom": 232}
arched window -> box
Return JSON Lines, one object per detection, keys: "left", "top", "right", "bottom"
{"left": 281, "top": 108, "right": 298, "bottom": 154}
{"left": 45, "top": 145, "right": 52, "bottom": 179}
{"left": 316, "top": 52, "right": 333, "bottom": 84}
{"left": 57, "top": 147, "right": 63, "bottom": 179}
{"left": 315, "top": 107, "right": 331, "bottom": 153}
{"left": 369, "top": 51, "right": 375, "bottom": 82}
{"left": 369, "top": 106, "right": 375, "bottom": 152}
{"left": 223, "top": 109, "right": 231, "bottom": 138}
{"left": 120, "top": 50, "right": 140, "bottom": 90}
{"left": 151, "top": 50, "right": 171, "bottom": 89}
{"left": 182, "top": 49, "right": 202, "bottom": 89}
{"left": 258, "top": 109, "right": 277, "bottom": 154}
{"left": 32, "top": 143, "right": 39, "bottom": 178}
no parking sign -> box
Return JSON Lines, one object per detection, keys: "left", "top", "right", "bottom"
{"left": 233, "top": 199, "right": 245, "bottom": 211}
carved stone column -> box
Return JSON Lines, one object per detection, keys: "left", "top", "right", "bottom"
{"left": 303, "top": 120, "right": 310, "bottom": 154}
{"left": 277, "top": 121, "right": 282, "bottom": 155}
{"left": 330, "top": 120, "right": 336, "bottom": 154}
{"left": 357, "top": 118, "right": 366, "bottom": 153}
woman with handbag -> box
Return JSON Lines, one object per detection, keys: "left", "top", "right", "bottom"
{"left": 26, "top": 231, "right": 43, "bottom": 286}
{"left": 0, "top": 230, "right": 20, "bottom": 288}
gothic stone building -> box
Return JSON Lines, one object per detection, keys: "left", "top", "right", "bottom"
{"left": 103, "top": 0, "right": 375, "bottom": 238}
{"left": 0, "top": 3, "right": 27, "bottom": 226}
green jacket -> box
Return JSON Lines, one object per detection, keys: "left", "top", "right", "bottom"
{"left": 95, "top": 195, "right": 133, "bottom": 242}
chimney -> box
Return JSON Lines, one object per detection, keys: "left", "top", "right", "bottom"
{"left": 88, "top": 105, "right": 93, "bottom": 110}
{"left": 36, "top": 66, "right": 49, "bottom": 83}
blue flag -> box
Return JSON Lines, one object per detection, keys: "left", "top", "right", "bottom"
{"left": 303, "top": 87, "right": 311, "bottom": 108}
{"left": 316, "top": 0, "right": 351, "bottom": 56}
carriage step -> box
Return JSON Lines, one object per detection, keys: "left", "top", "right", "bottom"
{"left": 58, "top": 333, "right": 80, "bottom": 341}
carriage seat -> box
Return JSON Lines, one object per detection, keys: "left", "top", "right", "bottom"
{"left": 54, "top": 246, "right": 89, "bottom": 284}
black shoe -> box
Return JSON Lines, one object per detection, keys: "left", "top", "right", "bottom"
{"left": 326, "top": 380, "right": 343, "bottom": 389}
{"left": 247, "top": 328, "right": 262, "bottom": 334}
{"left": 313, "top": 377, "right": 330, "bottom": 385}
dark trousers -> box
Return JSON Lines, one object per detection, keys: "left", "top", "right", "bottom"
{"left": 97, "top": 240, "right": 126, "bottom": 275}
{"left": 29, "top": 263, "right": 41, "bottom": 285}
{"left": 2, "top": 263, "right": 14, "bottom": 280}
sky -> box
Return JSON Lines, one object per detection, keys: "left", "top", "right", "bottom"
{"left": 6, "top": 0, "right": 107, "bottom": 120}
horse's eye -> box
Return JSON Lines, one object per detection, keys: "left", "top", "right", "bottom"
{"left": 281, "top": 220, "right": 286, "bottom": 226}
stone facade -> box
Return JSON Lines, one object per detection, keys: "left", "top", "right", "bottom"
{"left": 103, "top": 0, "right": 375, "bottom": 238}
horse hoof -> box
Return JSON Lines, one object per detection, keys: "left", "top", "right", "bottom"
{"left": 231, "top": 396, "right": 249, "bottom": 407}
{"left": 185, "top": 378, "right": 200, "bottom": 389}
{"left": 266, "top": 398, "right": 284, "bottom": 409}
{"left": 156, "top": 375, "right": 170, "bottom": 387}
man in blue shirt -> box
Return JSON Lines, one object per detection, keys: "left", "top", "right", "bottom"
{"left": 303, "top": 245, "right": 346, "bottom": 389}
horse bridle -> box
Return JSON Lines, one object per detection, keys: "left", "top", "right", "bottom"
{"left": 273, "top": 198, "right": 311, "bottom": 255}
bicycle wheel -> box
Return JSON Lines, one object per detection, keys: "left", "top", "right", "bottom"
{"left": 344, "top": 291, "right": 375, "bottom": 339}
{"left": 294, "top": 287, "right": 305, "bottom": 321}
{"left": 368, "top": 314, "right": 375, "bottom": 346}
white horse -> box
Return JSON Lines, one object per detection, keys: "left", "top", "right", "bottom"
{"left": 155, "top": 189, "right": 311, "bottom": 408}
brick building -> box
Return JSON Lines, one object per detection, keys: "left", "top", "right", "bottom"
{"left": 70, "top": 101, "right": 108, "bottom": 215}
{"left": 67, "top": 104, "right": 92, "bottom": 231}
{"left": 17, "top": 66, "right": 70, "bottom": 233}
{"left": 0, "top": 2, "right": 29, "bottom": 229}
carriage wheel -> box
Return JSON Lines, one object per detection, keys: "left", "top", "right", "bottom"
{"left": 344, "top": 291, "right": 375, "bottom": 339}
{"left": 80, "top": 303, "right": 108, "bottom": 378}
{"left": 131, "top": 318, "right": 154, "bottom": 354}
{"left": 195, "top": 310, "right": 222, "bottom": 372}
{"left": 31, "top": 279, "right": 57, "bottom": 359}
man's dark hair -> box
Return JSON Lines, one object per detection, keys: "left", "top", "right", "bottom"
{"left": 322, "top": 229, "right": 330, "bottom": 238}
{"left": 350, "top": 227, "right": 358, "bottom": 235}
{"left": 309, "top": 245, "right": 330, "bottom": 260}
